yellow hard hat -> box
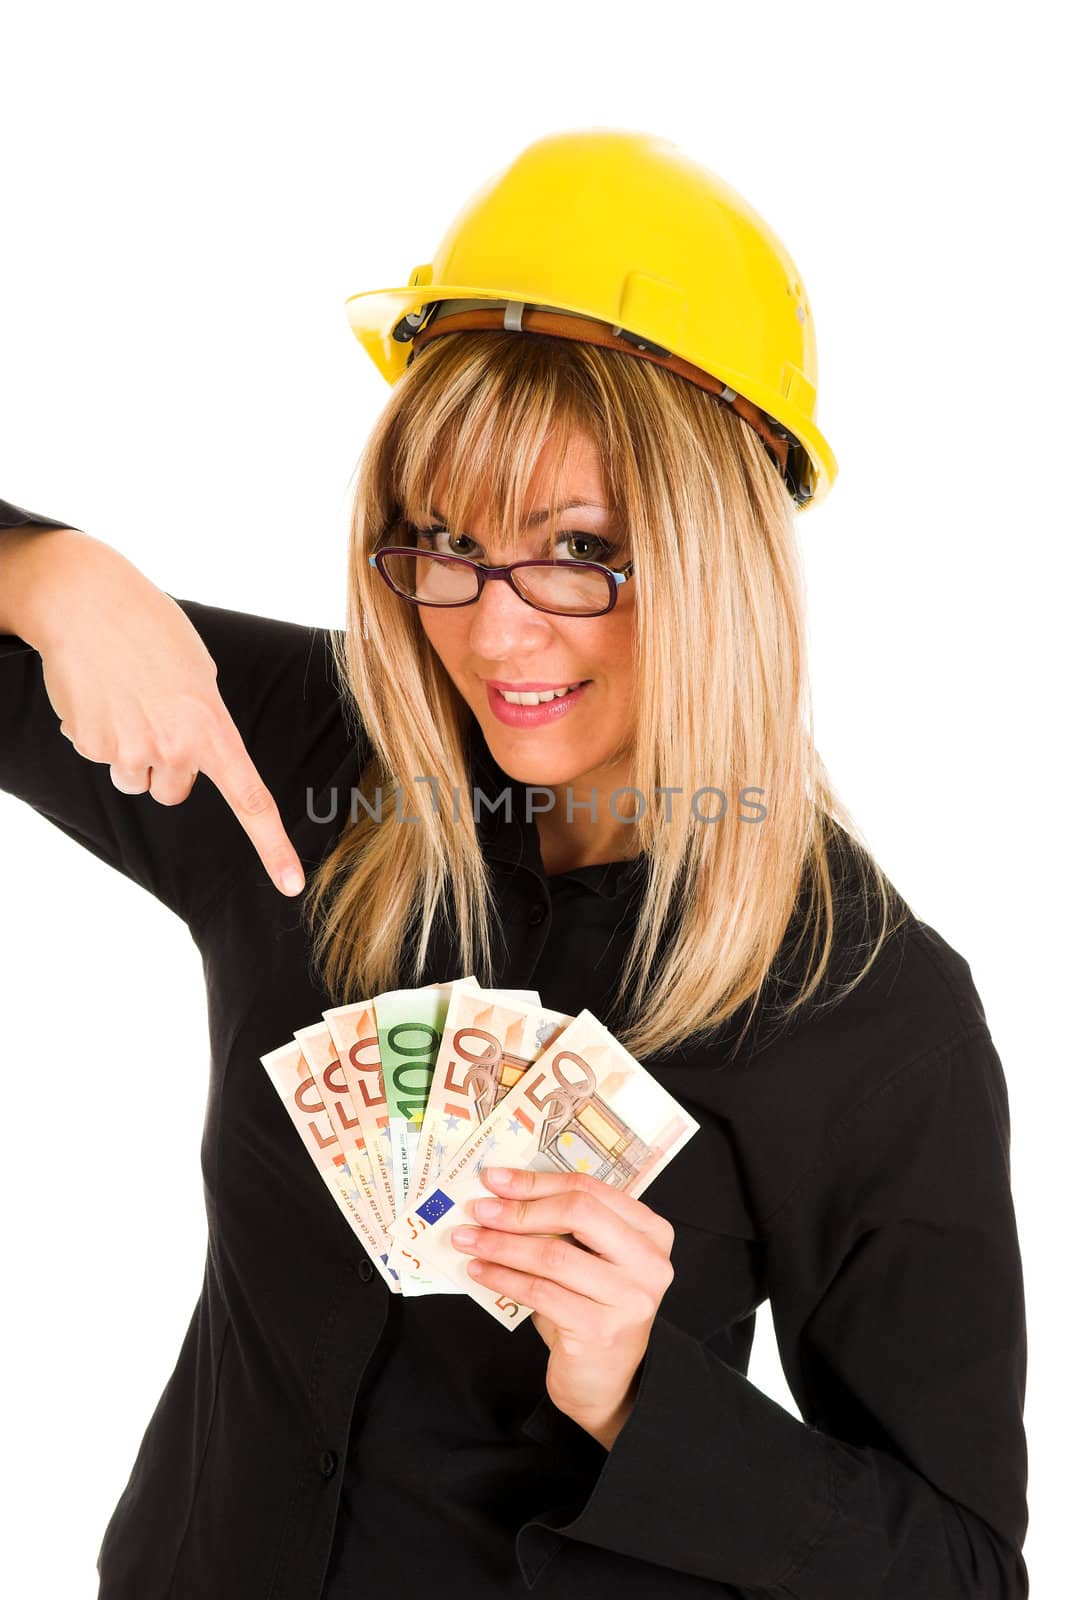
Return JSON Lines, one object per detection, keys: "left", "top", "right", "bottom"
{"left": 345, "top": 128, "right": 837, "bottom": 509}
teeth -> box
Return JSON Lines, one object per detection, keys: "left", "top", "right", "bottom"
{"left": 497, "top": 683, "right": 584, "bottom": 705}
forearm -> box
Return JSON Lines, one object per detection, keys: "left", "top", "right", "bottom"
{"left": 517, "top": 1313, "right": 1028, "bottom": 1597}
{"left": 0, "top": 523, "right": 80, "bottom": 645}
{"left": 0, "top": 523, "right": 137, "bottom": 653}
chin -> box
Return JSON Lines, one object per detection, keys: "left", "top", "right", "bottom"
{"left": 484, "top": 733, "right": 594, "bottom": 791}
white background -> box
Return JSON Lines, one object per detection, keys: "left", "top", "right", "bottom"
{"left": 1, "top": 3, "right": 1060, "bottom": 1593}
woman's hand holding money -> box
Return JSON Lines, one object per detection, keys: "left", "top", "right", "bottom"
{"left": 451, "top": 1165, "right": 676, "bottom": 1449}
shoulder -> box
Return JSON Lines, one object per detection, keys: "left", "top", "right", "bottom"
{"left": 764, "top": 821, "right": 988, "bottom": 1054}
{"left": 670, "top": 830, "right": 1000, "bottom": 1224}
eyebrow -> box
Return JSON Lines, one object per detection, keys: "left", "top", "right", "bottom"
{"left": 429, "top": 498, "right": 608, "bottom": 528}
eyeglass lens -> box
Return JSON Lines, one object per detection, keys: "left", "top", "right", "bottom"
{"left": 378, "top": 551, "right": 614, "bottom": 616}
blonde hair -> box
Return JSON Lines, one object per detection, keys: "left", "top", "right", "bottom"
{"left": 302, "top": 330, "right": 906, "bottom": 1062}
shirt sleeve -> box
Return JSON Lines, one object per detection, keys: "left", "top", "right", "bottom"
{"left": 515, "top": 1022, "right": 1029, "bottom": 1597}
{"left": 1, "top": 499, "right": 358, "bottom": 928}
{"left": 0, "top": 496, "right": 80, "bottom": 532}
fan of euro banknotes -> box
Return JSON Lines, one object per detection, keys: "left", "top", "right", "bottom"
{"left": 260, "top": 977, "right": 699, "bottom": 1329}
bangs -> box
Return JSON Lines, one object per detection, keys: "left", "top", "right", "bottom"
{"left": 384, "top": 333, "right": 615, "bottom": 555}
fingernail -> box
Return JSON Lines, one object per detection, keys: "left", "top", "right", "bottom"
{"left": 483, "top": 1167, "right": 512, "bottom": 1186}
{"left": 282, "top": 868, "right": 305, "bottom": 895}
{"left": 474, "top": 1199, "right": 501, "bottom": 1220}
{"left": 451, "top": 1227, "right": 478, "bottom": 1248}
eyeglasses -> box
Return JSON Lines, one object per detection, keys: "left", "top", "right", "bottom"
{"left": 369, "top": 540, "right": 635, "bottom": 618}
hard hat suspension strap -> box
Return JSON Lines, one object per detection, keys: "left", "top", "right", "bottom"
{"left": 403, "top": 302, "right": 811, "bottom": 503}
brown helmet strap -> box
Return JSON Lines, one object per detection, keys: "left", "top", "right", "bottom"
{"left": 406, "top": 301, "right": 797, "bottom": 484}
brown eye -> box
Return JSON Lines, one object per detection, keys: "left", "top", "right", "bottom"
{"left": 409, "top": 522, "right": 473, "bottom": 555}
{"left": 561, "top": 532, "right": 613, "bottom": 563}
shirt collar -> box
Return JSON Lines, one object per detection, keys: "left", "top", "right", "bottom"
{"left": 466, "top": 718, "right": 647, "bottom": 900}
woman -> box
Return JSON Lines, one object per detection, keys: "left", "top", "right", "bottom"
{"left": 0, "top": 128, "right": 1028, "bottom": 1597}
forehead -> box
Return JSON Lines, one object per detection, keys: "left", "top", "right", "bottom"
{"left": 430, "top": 428, "right": 609, "bottom": 513}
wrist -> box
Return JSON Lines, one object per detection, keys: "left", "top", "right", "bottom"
{"left": 569, "top": 1371, "right": 642, "bottom": 1451}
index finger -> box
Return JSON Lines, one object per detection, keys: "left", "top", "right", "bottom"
{"left": 198, "top": 711, "right": 305, "bottom": 896}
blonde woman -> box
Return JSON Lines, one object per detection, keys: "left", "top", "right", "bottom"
{"left": 0, "top": 130, "right": 1028, "bottom": 1598}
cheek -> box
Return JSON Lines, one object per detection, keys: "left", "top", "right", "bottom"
{"left": 592, "top": 620, "right": 637, "bottom": 730}
{"left": 418, "top": 611, "right": 465, "bottom": 673}
{"left": 590, "top": 617, "right": 635, "bottom": 686}
{"left": 418, "top": 614, "right": 488, "bottom": 715}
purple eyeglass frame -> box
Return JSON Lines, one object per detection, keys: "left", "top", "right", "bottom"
{"left": 368, "top": 545, "right": 635, "bottom": 618}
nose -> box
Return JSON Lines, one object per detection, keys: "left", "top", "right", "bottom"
{"left": 465, "top": 568, "right": 557, "bottom": 659}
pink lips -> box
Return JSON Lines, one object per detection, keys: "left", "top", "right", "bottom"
{"left": 485, "top": 680, "right": 591, "bottom": 728}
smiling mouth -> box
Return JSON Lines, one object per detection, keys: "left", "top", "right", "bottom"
{"left": 492, "top": 681, "right": 591, "bottom": 705}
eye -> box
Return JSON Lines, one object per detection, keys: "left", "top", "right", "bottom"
{"left": 560, "top": 532, "right": 614, "bottom": 564}
{"left": 405, "top": 522, "right": 616, "bottom": 564}
{"left": 406, "top": 522, "right": 476, "bottom": 556}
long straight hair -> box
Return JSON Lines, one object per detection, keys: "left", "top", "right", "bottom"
{"left": 302, "top": 330, "right": 905, "bottom": 1061}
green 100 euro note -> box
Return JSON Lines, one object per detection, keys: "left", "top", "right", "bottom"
{"left": 374, "top": 980, "right": 543, "bottom": 1216}
{"left": 396, "top": 984, "right": 573, "bottom": 1237}
{"left": 386, "top": 1008, "right": 700, "bottom": 1328}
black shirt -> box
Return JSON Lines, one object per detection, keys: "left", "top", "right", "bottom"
{"left": 0, "top": 497, "right": 1029, "bottom": 1597}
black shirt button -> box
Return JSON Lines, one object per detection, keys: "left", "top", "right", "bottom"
{"left": 528, "top": 902, "right": 546, "bottom": 926}
{"left": 357, "top": 1258, "right": 375, "bottom": 1283}
{"left": 318, "top": 1450, "right": 338, "bottom": 1479}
